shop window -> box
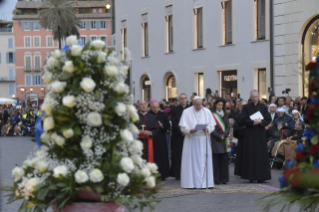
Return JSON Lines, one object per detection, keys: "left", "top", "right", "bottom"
{"left": 142, "top": 77, "right": 151, "bottom": 102}
{"left": 166, "top": 75, "right": 177, "bottom": 100}
{"left": 258, "top": 69, "right": 267, "bottom": 99}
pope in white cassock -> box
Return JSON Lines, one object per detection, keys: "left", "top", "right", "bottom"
{"left": 179, "top": 96, "right": 216, "bottom": 188}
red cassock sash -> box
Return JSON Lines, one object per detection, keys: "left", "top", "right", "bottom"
{"left": 138, "top": 130, "right": 154, "bottom": 163}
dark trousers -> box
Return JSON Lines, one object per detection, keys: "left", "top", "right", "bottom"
{"left": 213, "top": 153, "right": 229, "bottom": 183}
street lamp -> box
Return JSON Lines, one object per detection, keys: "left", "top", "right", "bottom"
{"left": 106, "top": 2, "right": 111, "bottom": 10}
{"left": 41, "top": 87, "right": 46, "bottom": 97}
{"left": 21, "top": 88, "right": 25, "bottom": 92}
{"left": 12, "top": 94, "right": 15, "bottom": 98}
{"left": 30, "top": 88, "right": 33, "bottom": 92}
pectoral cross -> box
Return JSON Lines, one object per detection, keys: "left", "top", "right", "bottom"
{"left": 141, "top": 124, "right": 146, "bottom": 131}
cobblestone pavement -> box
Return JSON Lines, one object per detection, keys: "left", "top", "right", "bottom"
{"left": 1, "top": 136, "right": 299, "bottom": 212}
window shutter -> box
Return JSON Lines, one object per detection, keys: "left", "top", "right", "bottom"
{"left": 13, "top": 53, "right": 15, "bottom": 64}
{"left": 39, "top": 23, "right": 42, "bottom": 30}
{"left": 169, "top": 16, "right": 174, "bottom": 51}
{"left": 0, "top": 52, "right": 1, "bottom": 64}
{"left": 197, "top": 8, "right": 203, "bottom": 48}
{"left": 40, "top": 76, "right": 43, "bottom": 85}
{"left": 89, "top": 21, "right": 92, "bottom": 29}
{"left": 144, "top": 23, "right": 149, "bottom": 56}
{"left": 257, "top": 0, "right": 266, "bottom": 39}
{"left": 30, "top": 22, "right": 34, "bottom": 31}
{"left": 9, "top": 68, "right": 14, "bottom": 80}
{"left": 33, "top": 75, "right": 36, "bottom": 85}
{"left": 86, "top": 21, "right": 89, "bottom": 29}
{"left": 22, "top": 22, "right": 25, "bottom": 31}
{"left": 105, "top": 36, "right": 108, "bottom": 46}
{"left": 97, "top": 21, "right": 101, "bottom": 29}
{"left": 6, "top": 52, "right": 9, "bottom": 64}
{"left": 9, "top": 84, "right": 14, "bottom": 96}
{"left": 105, "top": 21, "right": 108, "bottom": 29}
{"left": 225, "top": 1, "right": 232, "bottom": 44}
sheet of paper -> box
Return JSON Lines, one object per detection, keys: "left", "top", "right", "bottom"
{"left": 194, "top": 124, "right": 208, "bottom": 130}
{"left": 250, "top": 111, "right": 264, "bottom": 121}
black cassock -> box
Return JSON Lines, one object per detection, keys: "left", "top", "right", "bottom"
{"left": 136, "top": 112, "right": 159, "bottom": 163}
{"left": 149, "top": 111, "right": 170, "bottom": 179}
{"left": 240, "top": 102, "right": 271, "bottom": 181}
{"left": 170, "top": 105, "right": 188, "bottom": 178}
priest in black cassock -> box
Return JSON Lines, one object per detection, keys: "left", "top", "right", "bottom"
{"left": 135, "top": 100, "right": 160, "bottom": 163}
{"left": 240, "top": 90, "right": 272, "bottom": 183}
{"left": 149, "top": 101, "right": 170, "bottom": 180}
{"left": 170, "top": 93, "right": 188, "bottom": 180}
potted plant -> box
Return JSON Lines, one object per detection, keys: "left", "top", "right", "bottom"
{"left": 4, "top": 35, "right": 161, "bottom": 212}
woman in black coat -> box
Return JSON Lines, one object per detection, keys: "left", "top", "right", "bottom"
{"left": 211, "top": 98, "right": 230, "bottom": 184}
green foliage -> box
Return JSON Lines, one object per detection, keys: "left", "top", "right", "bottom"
{"left": 79, "top": 9, "right": 91, "bottom": 14}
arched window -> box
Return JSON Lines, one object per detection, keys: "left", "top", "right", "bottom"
{"left": 166, "top": 75, "right": 177, "bottom": 100}
{"left": 142, "top": 77, "right": 151, "bottom": 102}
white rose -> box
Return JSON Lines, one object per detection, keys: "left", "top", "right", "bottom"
{"left": 41, "top": 102, "right": 52, "bottom": 115}
{"left": 51, "top": 132, "right": 58, "bottom": 140}
{"left": 87, "top": 112, "right": 102, "bottom": 127}
{"left": 97, "top": 51, "right": 107, "bottom": 64}
{"left": 128, "top": 124, "right": 139, "bottom": 135}
{"left": 40, "top": 132, "right": 51, "bottom": 143}
{"left": 115, "top": 102, "right": 126, "bottom": 116}
{"left": 80, "top": 136, "right": 93, "bottom": 150}
{"left": 12, "top": 167, "right": 25, "bottom": 182}
{"left": 52, "top": 49, "right": 62, "bottom": 59}
{"left": 131, "top": 154, "right": 143, "bottom": 166}
{"left": 104, "top": 65, "right": 118, "bottom": 77}
{"left": 66, "top": 35, "right": 78, "bottom": 46}
{"left": 55, "top": 135, "right": 65, "bottom": 146}
{"left": 30, "top": 157, "right": 40, "bottom": 168}
{"left": 147, "top": 163, "right": 158, "bottom": 173}
{"left": 80, "top": 77, "right": 96, "bottom": 93}
{"left": 145, "top": 176, "right": 156, "bottom": 188}
{"left": 121, "top": 65, "right": 129, "bottom": 75}
{"left": 75, "top": 170, "right": 89, "bottom": 184}
{"left": 63, "top": 128, "right": 74, "bottom": 139}
{"left": 127, "top": 105, "right": 139, "bottom": 122}
{"left": 15, "top": 189, "right": 20, "bottom": 197}
{"left": 62, "top": 61, "right": 74, "bottom": 73}
{"left": 47, "top": 57, "right": 59, "bottom": 68}
{"left": 37, "top": 161, "right": 49, "bottom": 173}
{"left": 26, "top": 178, "right": 40, "bottom": 192}
{"left": 117, "top": 173, "right": 130, "bottom": 186}
{"left": 62, "top": 95, "right": 76, "bottom": 108}
{"left": 42, "top": 71, "right": 53, "bottom": 84}
{"left": 140, "top": 168, "right": 151, "bottom": 178}
{"left": 120, "top": 129, "right": 134, "bottom": 142}
{"left": 23, "top": 159, "right": 31, "bottom": 168}
{"left": 70, "top": 45, "right": 83, "bottom": 56}
{"left": 114, "top": 82, "right": 129, "bottom": 94}
{"left": 130, "top": 140, "right": 143, "bottom": 155}
{"left": 91, "top": 39, "right": 105, "bottom": 49}
{"left": 43, "top": 116, "right": 54, "bottom": 131}
{"left": 53, "top": 165, "right": 68, "bottom": 178}
{"left": 51, "top": 81, "right": 66, "bottom": 93}
{"left": 120, "top": 157, "right": 135, "bottom": 173}
{"left": 89, "top": 169, "right": 104, "bottom": 183}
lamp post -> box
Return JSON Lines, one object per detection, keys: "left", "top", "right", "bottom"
{"left": 106, "top": 2, "right": 111, "bottom": 10}
{"left": 21, "top": 88, "right": 27, "bottom": 109}
{"left": 41, "top": 87, "right": 46, "bottom": 97}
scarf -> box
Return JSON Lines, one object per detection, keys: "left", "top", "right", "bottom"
{"left": 216, "top": 110, "right": 224, "bottom": 118}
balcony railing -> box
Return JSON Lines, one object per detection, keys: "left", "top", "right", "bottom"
{"left": 0, "top": 77, "right": 16, "bottom": 82}
{"left": 34, "top": 66, "right": 42, "bottom": 72}
{"left": 0, "top": 28, "right": 12, "bottom": 33}
{"left": 25, "top": 66, "right": 32, "bottom": 72}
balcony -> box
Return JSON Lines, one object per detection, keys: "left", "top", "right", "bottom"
{"left": 0, "top": 77, "right": 16, "bottom": 82}
{"left": 34, "top": 66, "right": 42, "bottom": 72}
{"left": 25, "top": 66, "right": 32, "bottom": 72}
{"left": 0, "top": 28, "right": 12, "bottom": 33}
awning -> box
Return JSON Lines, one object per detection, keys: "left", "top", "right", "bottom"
{"left": 0, "top": 98, "right": 17, "bottom": 104}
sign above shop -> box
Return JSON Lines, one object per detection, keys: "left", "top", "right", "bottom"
{"left": 144, "top": 80, "right": 151, "bottom": 86}
{"left": 224, "top": 75, "right": 237, "bottom": 82}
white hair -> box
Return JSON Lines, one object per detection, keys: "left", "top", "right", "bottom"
{"left": 250, "top": 90, "right": 259, "bottom": 96}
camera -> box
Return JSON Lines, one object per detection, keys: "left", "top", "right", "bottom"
{"left": 282, "top": 90, "right": 286, "bottom": 94}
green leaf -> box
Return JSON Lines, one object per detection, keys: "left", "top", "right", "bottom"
{"left": 55, "top": 116, "right": 70, "bottom": 122}
{"left": 60, "top": 71, "right": 72, "bottom": 81}
{"left": 49, "top": 185, "right": 57, "bottom": 190}
{"left": 311, "top": 135, "right": 319, "bottom": 145}
{"left": 310, "top": 155, "right": 314, "bottom": 164}
{"left": 37, "top": 187, "right": 49, "bottom": 200}
{"left": 33, "top": 183, "right": 46, "bottom": 190}
{"left": 74, "top": 126, "right": 82, "bottom": 135}
{"left": 56, "top": 183, "right": 67, "bottom": 188}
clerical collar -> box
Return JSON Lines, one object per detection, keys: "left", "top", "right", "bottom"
{"left": 139, "top": 112, "right": 147, "bottom": 116}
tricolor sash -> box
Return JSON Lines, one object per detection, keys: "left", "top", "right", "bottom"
{"left": 212, "top": 113, "right": 231, "bottom": 152}
{"left": 138, "top": 131, "right": 154, "bottom": 163}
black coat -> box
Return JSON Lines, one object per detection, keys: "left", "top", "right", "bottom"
{"left": 240, "top": 102, "right": 272, "bottom": 181}
{"left": 233, "top": 112, "right": 245, "bottom": 176}
{"left": 211, "top": 114, "right": 230, "bottom": 154}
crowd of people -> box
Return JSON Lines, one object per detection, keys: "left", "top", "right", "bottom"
{"left": 0, "top": 108, "right": 40, "bottom": 138}
{"left": 133, "top": 88, "right": 307, "bottom": 187}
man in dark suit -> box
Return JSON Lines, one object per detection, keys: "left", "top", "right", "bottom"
{"left": 170, "top": 93, "right": 188, "bottom": 180}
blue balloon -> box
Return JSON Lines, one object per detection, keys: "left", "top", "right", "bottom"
{"left": 62, "top": 44, "right": 70, "bottom": 52}
{"left": 304, "top": 128, "right": 317, "bottom": 140}
{"left": 296, "top": 143, "right": 305, "bottom": 152}
{"left": 285, "top": 160, "right": 293, "bottom": 168}
{"left": 279, "top": 175, "right": 288, "bottom": 188}
{"left": 314, "top": 160, "right": 319, "bottom": 168}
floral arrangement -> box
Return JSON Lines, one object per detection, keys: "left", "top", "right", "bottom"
{"left": 261, "top": 57, "right": 319, "bottom": 211}
{"left": 5, "top": 35, "right": 161, "bottom": 211}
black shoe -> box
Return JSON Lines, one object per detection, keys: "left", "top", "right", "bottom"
{"left": 249, "top": 180, "right": 255, "bottom": 183}
{"left": 175, "top": 177, "right": 180, "bottom": 180}
{"left": 257, "top": 180, "right": 265, "bottom": 183}
{"left": 215, "top": 181, "right": 221, "bottom": 185}
{"left": 222, "top": 182, "right": 227, "bottom": 184}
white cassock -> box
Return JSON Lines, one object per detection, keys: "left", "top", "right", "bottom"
{"left": 179, "top": 106, "right": 216, "bottom": 188}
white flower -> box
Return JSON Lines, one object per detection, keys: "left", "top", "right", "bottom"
{"left": 52, "top": 49, "right": 62, "bottom": 59}
{"left": 120, "top": 65, "right": 129, "bottom": 75}
{"left": 70, "top": 45, "right": 83, "bottom": 56}
{"left": 37, "top": 161, "right": 49, "bottom": 173}
{"left": 91, "top": 39, "right": 105, "bottom": 49}
{"left": 51, "top": 81, "right": 66, "bottom": 93}
{"left": 80, "top": 77, "right": 96, "bottom": 93}
{"left": 120, "top": 157, "right": 135, "bottom": 173}
{"left": 140, "top": 168, "right": 151, "bottom": 178}
{"left": 120, "top": 129, "right": 134, "bottom": 142}
{"left": 89, "top": 169, "right": 104, "bottom": 183}
{"left": 42, "top": 71, "right": 53, "bottom": 84}
{"left": 63, "top": 95, "right": 76, "bottom": 108}
{"left": 130, "top": 140, "right": 143, "bottom": 155}
{"left": 75, "top": 170, "right": 89, "bottom": 184}
{"left": 66, "top": 35, "right": 78, "bottom": 46}
{"left": 41, "top": 103, "right": 52, "bottom": 115}
{"left": 115, "top": 102, "right": 126, "bottom": 116}
{"left": 145, "top": 176, "right": 156, "bottom": 188}
{"left": 80, "top": 136, "right": 93, "bottom": 150}
{"left": 87, "top": 112, "right": 102, "bottom": 127}
{"left": 117, "top": 173, "right": 130, "bottom": 186}
{"left": 40, "top": 132, "right": 51, "bottom": 143}
{"left": 62, "top": 61, "right": 75, "bottom": 73}
{"left": 55, "top": 135, "right": 65, "bottom": 146}
{"left": 43, "top": 116, "right": 54, "bottom": 131}
{"left": 23, "top": 159, "right": 31, "bottom": 168}
{"left": 114, "top": 82, "right": 129, "bottom": 94}
{"left": 127, "top": 105, "right": 139, "bottom": 122}
{"left": 147, "top": 163, "right": 158, "bottom": 173}
{"left": 128, "top": 124, "right": 139, "bottom": 135}
{"left": 26, "top": 178, "right": 40, "bottom": 192}
{"left": 53, "top": 165, "right": 68, "bottom": 178}
{"left": 104, "top": 65, "right": 118, "bottom": 76}
{"left": 12, "top": 167, "right": 25, "bottom": 182}
{"left": 97, "top": 51, "right": 107, "bottom": 64}
{"left": 63, "top": 129, "right": 74, "bottom": 139}
{"left": 47, "top": 57, "right": 59, "bottom": 68}
{"left": 131, "top": 154, "right": 143, "bottom": 166}
{"left": 30, "top": 157, "right": 40, "bottom": 168}
{"left": 15, "top": 189, "right": 20, "bottom": 197}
